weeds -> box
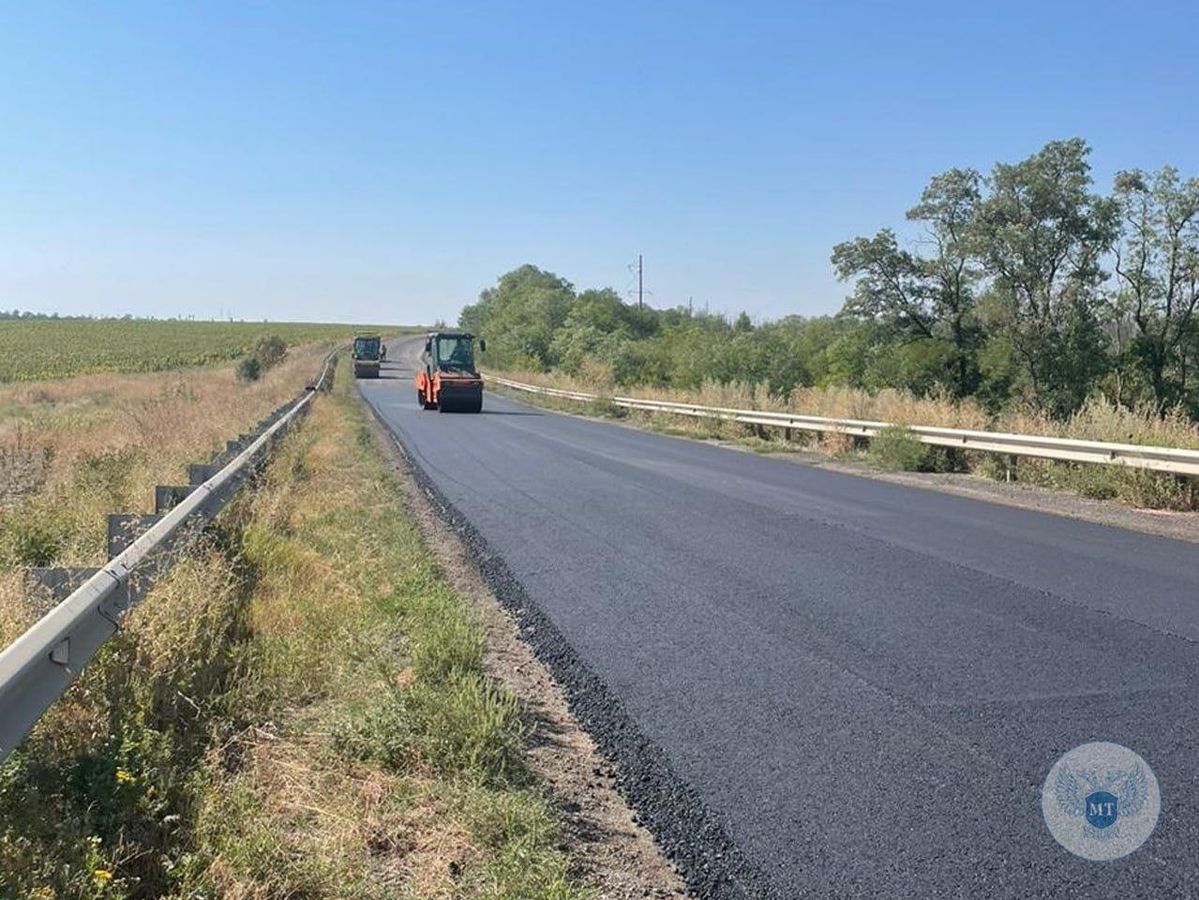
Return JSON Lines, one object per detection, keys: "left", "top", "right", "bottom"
{"left": 0, "top": 514, "right": 68, "bottom": 566}
{"left": 236, "top": 333, "right": 290, "bottom": 382}
{"left": 0, "top": 342, "right": 332, "bottom": 568}
{"left": 586, "top": 395, "right": 626, "bottom": 418}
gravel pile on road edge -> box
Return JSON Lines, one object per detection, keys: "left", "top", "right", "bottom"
{"left": 360, "top": 400, "right": 775, "bottom": 900}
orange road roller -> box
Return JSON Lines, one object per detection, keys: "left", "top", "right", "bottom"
{"left": 416, "top": 331, "right": 486, "bottom": 413}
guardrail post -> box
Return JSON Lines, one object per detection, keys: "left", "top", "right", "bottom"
{"left": 154, "top": 485, "right": 196, "bottom": 515}
{"left": 1005, "top": 454, "right": 1018, "bottom": 483}
{"left": 107, "top": 514, "right": 162, "bottom": 560}
{"left": 188, "top": 463, "right": 219, "bottom": 486}
{"left": 208, "top": 440, "right": 247, "bottom": 468}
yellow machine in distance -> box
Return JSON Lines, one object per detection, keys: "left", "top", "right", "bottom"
{"left": 352, "top": 332, "right": 384, "bottom": 378}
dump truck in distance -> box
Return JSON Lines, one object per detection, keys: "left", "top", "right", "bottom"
{"left": 416, "top": 331, "right": 486, "bottom": 413}
{"left": 352, "top": 333, "right": 383, "bottom": 378}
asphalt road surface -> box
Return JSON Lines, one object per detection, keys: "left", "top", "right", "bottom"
{"left": 361, "top": 337, "right": 1199, "bottom": 898}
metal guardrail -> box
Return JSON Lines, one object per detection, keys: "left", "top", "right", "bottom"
{"left": 488, "top": 375, "right": 1199, "bottom": 477}
{"left": 0, "top": 352, "right": 338, "bottom": 761}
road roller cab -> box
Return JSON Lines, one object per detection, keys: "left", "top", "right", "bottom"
{"left": 416, "top": 331, "right": 486, "bottom": 412}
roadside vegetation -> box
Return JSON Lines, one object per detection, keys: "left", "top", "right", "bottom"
{"left": 0, "top": 319, "right": 383, "bottom": 383}
{"left": 463, "top": 139, "right": 1199, "bottom": 510}
{"left": 0, "top": 339, "right": 330, "bottom": 571}
{"left": 234, "top": 334, "right": 289, "bottom": 383}
{"left": 0, "top": 360, "right": 585, "bottom": 898}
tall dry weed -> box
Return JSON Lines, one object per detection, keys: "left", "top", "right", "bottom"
{"left": 0, "top": 343, "right": 331, "bottom": 567}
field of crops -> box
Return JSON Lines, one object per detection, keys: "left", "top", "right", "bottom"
{"left": 0, "top": 319, "right": 394, "bottom": 382}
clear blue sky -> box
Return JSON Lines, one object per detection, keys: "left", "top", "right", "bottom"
{"left": 2, "top": 1, "right": 1197, "bottom": 325}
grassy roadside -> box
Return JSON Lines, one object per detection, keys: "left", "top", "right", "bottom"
{"left": 0, "top": 362, "right": 586, "bottom": 898}
{"left": 487, "top": 372, "right": 1199, "bottom": 511}
{"left": 0, "top": 342, "right": 333, "bottom": 578}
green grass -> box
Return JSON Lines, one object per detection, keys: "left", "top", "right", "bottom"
{"left": 0, "top": 320, "right": 400, "bottom": 382}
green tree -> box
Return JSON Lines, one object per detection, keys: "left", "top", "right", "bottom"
{"left": 973, "top": 138, "right": 1118, "bottom": 415}
{"left": 832, "top": 168, "right": 983, "bottom": 398}
{"left": 459, "top": 265, "right": 576, "bottom": 369}
{"left": 1111, "top": 166, "right": 1199, "bottom": 412}
{"left": 906, "top": 168, "right": 984, "bottom": 396}
{"left": 833, "top": 229, "right": 935, "bottom": 339}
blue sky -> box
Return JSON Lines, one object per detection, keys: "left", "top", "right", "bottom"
{"left": 2, "top": 1, "right": 1197, "bottom": 325}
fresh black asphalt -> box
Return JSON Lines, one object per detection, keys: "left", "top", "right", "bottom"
{"left": 360, "top": 338, "right": 1199, "bottom": 898}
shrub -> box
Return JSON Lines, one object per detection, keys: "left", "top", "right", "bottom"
{"left": 587, "top": 395, "right": 626, "bottom": 418}
{"left": 1018, "top": 460, "right": 1196, "bottom": 510}
{"left": 868, "top": 426, "right": 928, "bottom": 471}
{"left": 251, "top": 335, "right": 287, "bottom": 370}
{"left": 235, "top": 356, "right": 261, "bottom": 383}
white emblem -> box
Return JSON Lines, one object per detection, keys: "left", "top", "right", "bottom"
{"left": 1042, "top": 741, "right": 1160, "bottom": 860}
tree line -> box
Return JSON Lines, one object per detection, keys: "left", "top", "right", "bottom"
{"left": 463, "top": 138, "right": 1199, "bottom": 421}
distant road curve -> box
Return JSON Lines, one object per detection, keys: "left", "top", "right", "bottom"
{"left": 359, "top": 336, "right": 1199, "bottom": 899}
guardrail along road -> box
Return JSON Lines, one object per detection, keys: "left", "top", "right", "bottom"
{"left": 361, "top": 336, "right": 1199, "bottom": 899}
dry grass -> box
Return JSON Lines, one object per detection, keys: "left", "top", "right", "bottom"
{"left": 0, "top": 342, "right": 330, "bottom": 568}
{"left": 1002, "top": 397, "right": 1199, "bottom": 449}
{"left": 0, "top": 544, "right": 251, "bottom": 897}
{"left": 0, "top": 570, "right": 37, "bottom": 648}
{"left": 0, "top": 341, "right": 327, "bottom": 484}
